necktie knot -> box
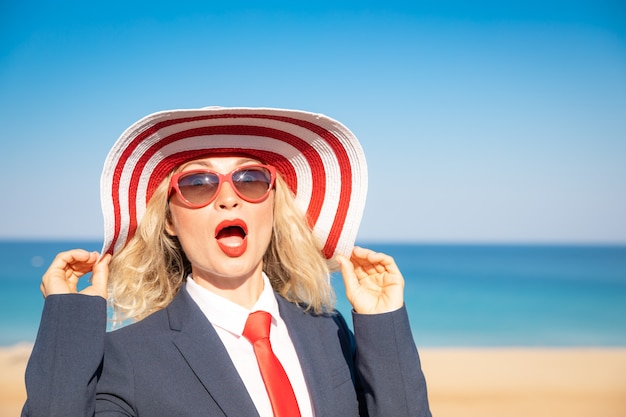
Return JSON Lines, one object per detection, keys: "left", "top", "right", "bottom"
{"left": 243, "top": 311, "right": 272, "bottom": 344}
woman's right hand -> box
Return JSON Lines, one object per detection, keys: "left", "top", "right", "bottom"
{"left": 40, "top": 249, "right": 111, "bottom": 299}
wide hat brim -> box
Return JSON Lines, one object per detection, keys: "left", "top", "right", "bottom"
{"left": 100, "top": 107, "right": 368, "bottom": 268}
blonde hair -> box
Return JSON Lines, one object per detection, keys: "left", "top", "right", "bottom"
{"left": 108, "top": 172, "right": 334, "bottom": 323}
{"left": 263, "top": 175, "right": 334, "bottom": 312}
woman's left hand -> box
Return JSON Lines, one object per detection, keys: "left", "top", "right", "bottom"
{"left": 336, "top": 246, "right": 405, "bottom": 314}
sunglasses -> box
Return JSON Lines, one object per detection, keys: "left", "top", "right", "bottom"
{"left": 168, "top": 164, "right": 276, "bottom": 208}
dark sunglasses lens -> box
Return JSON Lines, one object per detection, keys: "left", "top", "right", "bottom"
{"left": 177, "top": 172, "right": 220, "bottom": 205}
{"left": 232, "top": 168, "right": 272, "bottom": 200}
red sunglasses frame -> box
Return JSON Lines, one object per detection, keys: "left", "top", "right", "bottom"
{"left": 168, "top": 164, "right": 277, "bottom": 209}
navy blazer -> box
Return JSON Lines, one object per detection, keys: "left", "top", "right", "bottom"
{"left": 23, "top": 286, "right": 431, "bottom": 416}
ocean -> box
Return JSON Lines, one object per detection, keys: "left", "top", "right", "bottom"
{"left": 1, "top": 240, "right": 625, "bottom": 347}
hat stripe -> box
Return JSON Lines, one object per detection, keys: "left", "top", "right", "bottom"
{"left": 134, "top": 124, "right": 324, "bottom": 215}
{"left": 274, "top": 116, "right": 355, "bottom": 258}
{"left": 103, "top": 110, "right": 365, "bottom": 262}
{"left": 145, "top": 149, "right": 299, "bottom": 203}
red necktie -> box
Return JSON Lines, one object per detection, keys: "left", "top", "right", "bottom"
{"left": 243, "top": 311, "right": 301, "bottom": 417}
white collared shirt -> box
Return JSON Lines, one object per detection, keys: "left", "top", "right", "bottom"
{"left": 186, "top": 274, "right": 314, "bottom": 417}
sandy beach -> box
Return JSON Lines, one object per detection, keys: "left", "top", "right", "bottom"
{"left": 420, "top": 348, "right": 626, "bottom": 417}
{"left": 2, "top": 345, "right": 625, "bottom": 417}
{"left": 0, "top": 343, "right": 31, "bottom": 417}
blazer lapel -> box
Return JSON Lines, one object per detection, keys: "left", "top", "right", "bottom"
{"left": 167, "top": 287, "right": 260, "bottom": 417}
{"left": 277, "top": 296, "right": 339, "bottom": 416}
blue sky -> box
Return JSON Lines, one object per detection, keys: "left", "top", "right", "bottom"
{"left": 1, "top": 0, "right": 625, "bottom": 244}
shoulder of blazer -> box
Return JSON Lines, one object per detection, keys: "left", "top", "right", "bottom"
{"left": 107, "top": 284, "right": 199, "bottom": 342}
{"left": 275, "top": 294, "right": 356, "bottom": 361}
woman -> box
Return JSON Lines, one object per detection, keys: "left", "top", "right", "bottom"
{"left": 22, "top": 107, "right": 431, "bottom": 416}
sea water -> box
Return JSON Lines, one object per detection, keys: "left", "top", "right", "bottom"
{"left": 1, "top": 240, "right": 625, "bottom": 347}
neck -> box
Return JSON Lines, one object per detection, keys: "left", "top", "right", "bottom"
{"left": 191, "top": 266, "right": 265, "bottom": 309}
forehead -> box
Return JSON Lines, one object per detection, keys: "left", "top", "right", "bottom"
{"left": 178, "top": 155, "right": 263, "bottom": 172}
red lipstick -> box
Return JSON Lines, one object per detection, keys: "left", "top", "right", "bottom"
{"left": 215, "top": 219, "right": 248, "bottom": 257}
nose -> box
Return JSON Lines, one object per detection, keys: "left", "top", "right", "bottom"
{"left": 215, "top": 181, "right": 241, "bottom": 209}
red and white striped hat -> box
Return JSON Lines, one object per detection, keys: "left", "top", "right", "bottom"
{"left": 100, "top": 107, "right": 368, "bottom": 264}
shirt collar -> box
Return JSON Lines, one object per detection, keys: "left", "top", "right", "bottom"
{"left": 185, "top": 273, "right": 280, "bottom": 337}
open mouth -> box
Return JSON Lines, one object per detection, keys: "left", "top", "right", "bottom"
{"left": 215, "top": 219, "right": 248, "bottom": 257}
{"left": 216, "top": 225, "right": 247, "bottom": 240}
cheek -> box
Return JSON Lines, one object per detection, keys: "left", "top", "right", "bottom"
{"left": 254, "top": 199, "right": 275, "bottom": 244}
{"left": 167, "top": 205, "right": 201, "bottom": 238}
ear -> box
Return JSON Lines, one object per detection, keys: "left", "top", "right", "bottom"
{"left": 165, "top": 214, "right": 177, "bottom": 236}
